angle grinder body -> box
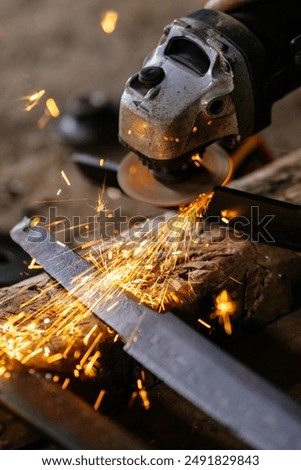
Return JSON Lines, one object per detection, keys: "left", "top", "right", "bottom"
{"left": 118, "top": 1, "right": 301, "bottom": 206}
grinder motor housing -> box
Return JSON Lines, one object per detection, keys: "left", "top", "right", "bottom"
{"left": 119, "top": 2, "right": 301, "bottom": 178}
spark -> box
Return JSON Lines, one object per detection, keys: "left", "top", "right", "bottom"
{"left": 57, "top": 189, "right": 62, "bottom": 196}
{"left": 94, "top": 389, "right": 106, "bottom": 411}
{"left": 129, "top": 391, "right": 138, "bottom": 407}
{"left": 191, "top": 153, "right": 203, "bottom": 168}
{"left": 79, "top": 332, "right": 103, "bottom": 367}
{"left": 221, "top": 209, "right": 239, "bottom": 220}
{"left": 100, "top": 10, "right": 118, "bottom": 34}
{"left": 84, "top": 350, "right": 101, "bottom": 377}
{"left": 139, "top": 389, "right": 150, "bottom": 410}
{"left": 47, "top": 353, "right": 63, "bottom": 364}
{"left": 99, "top": 158, "right": 104, "bottom": 167}
{"left": 28, "top": 258, "right": 43, "bottom": 270}
{"left": 198, "top": 318, "right": 212, "bottom": 329}
{"left": 113, "top": 334, "right": 119, "bottom": 343}
{"left": 210, "top": 290, "right": 236, "bottom": 335}
{"left": 96, "top": 189, "right": 106, "bottom": 212}
{"left": 31, "top": 216, "right": 40, "bottom": 227}
{"left": 21, "top": 347, "right": 43, "bottom": 364}
{"left": 62, "top": 378, "right": 70, "bottom": 390}
{"left": 83, "top": 324, "right": 98, "bottom": 346}
{"left": 46, "top": 98, "right": 60, "bottom": 118}
{"left": 136, "top": 376, "right": 150, "bottom": 410}
{"left": 61, "top": 170, "right": 71, "bottom": 186}
{"left": 77, "top": 191, "right": 214, "bottom": 313}
{"left": 0, "top": 187, "right": 214, "bottom": 404}
{"left": 22, "top": 89, "right": 46, "bottom": 112}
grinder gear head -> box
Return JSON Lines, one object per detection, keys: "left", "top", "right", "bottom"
{"left": 119, "top": 10, "right": 257, "bottom": 170}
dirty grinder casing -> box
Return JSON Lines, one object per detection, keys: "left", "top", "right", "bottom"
{"left": 118, "top": 4, "right": 301, "bottom": 206}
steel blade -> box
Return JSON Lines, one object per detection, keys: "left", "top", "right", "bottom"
{"left": 10, "top": 218, "right": 301, "bottom": 449}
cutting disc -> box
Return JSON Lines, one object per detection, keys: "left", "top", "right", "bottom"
{"left": 117, "top": 143, "right": 232, "bottom": 207}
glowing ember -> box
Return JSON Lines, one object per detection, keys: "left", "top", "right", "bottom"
{"left": 100, "top": 10, "right": 118, "bottom": 34}
{"left": 210, "top": 290, "right": 236, "bottom": 335}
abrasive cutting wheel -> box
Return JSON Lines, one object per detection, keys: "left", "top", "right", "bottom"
{"left": 117, "top": 143, "right": 232, "bottom": 207}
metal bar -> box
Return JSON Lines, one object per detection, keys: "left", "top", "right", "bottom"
{"left": 10, "top": 218, "right": 301, "bottom": 449}
{"left": 0, "top": 359, "right": 143, "bottom": 450}
{"left": 208, "top": 186, "right": 301, "bottom": 251}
